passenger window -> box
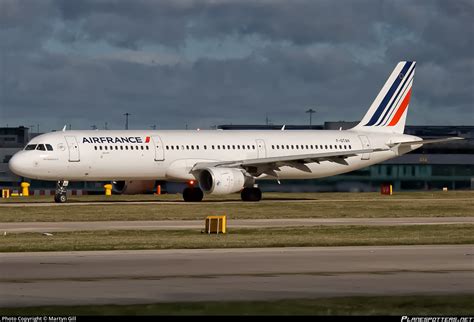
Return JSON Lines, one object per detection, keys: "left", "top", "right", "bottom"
{"left": 36, "top": 144, "right": 46, "bottom": 151}
{"left": 291, "top": 145, "right": 294, "bottom": 149}
{"left": 110, "top": 146, "right": 113, "bottom": 150}
{"left": 186, "top": 145, "right": 189, "bottom": 150}
{"left": 222, "top": 145, "right": 226, "bottom": 150}
{"left": 120, "top": 146, "right": 124, "bottom": 150}
{"left": 306, "top": 145, "right": 309, "bottom": 149}
{"left": 349, "top": 145, "right": 352, "bottom": 149}
{"left": 116, "top": 146, "right": 119, "bottom": 150}
{"left": 94, "top": 146, "right": 97, "bottom": 150}
{"left": 171, "top": 146, "right": 174, "bottom": 150}
{"left": 146, "top": 146, "right": 149, "bottom": 150}
{"left": 176, "top": 145, "right": 179, "bottom": 150}
{"left": 25, "top": 144, "right": 37, "bottom": 150}
{"left": 325, "top": 145, "right": 328, "bottom": 149}
{"left": 339, "top": 145, "right": 342, "bottom": 149}
{"left": 344, "top": 145, "right": 347, "bottom": 149}
{"left": 105, "top": 146, "right": 108, "bottom": 150}
{"left": 217, "top": 145, "right": 220, "bottom": 150}
{"left": 227, "top": 145, "right": 231, "bottom": 149}
{"left": 196, "top": 145, "right": 199, "bottom": 150}
{"left": 247, "top": 145, "right": 250, "bottom": 149}
{"left": 204, "top": 145, "right": 207, "bottom": 150}
{"left": 166, "top": 146, "right": 169, "bottom": 150}
{"left": 252, "top": 145, "right": 255, "bottom": 150}
{"left": 237, "top": 145, "right": 240, "bottom": 149}
{"left": 286, "top": 145, "right": 289, "bottom": 149}
{"left": 45, "top": 144, "right": 53, "bottom": 151}
{"left": 99, "top": 146, "right": 103, "bottom": 150}
{"left": 212, "top": 145, "right": 215, "bottom": 149}
{"left": 125, "top": 146, "right": 129, "bottom": 150}
{"left": 191, "top": 145, "right": 194, "bottom": 150}
{"left": 232, "top": 145, "right": 235, "bottom": 149}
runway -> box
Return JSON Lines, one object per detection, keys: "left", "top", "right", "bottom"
{"left": 1, "top": 245, "right": 472, "bottom": 307}
{"left": 2, "top": 217, "right": 473, "bottom": 233}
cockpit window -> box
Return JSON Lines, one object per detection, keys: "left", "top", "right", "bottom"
{"left": 25, "top": 144, "right": 37, "bottom": 150}
{"left": 45, "top": 144, "right": 53, "bottom": 151}
{"left": 36, "top": 144, "right": 46, "bottom": 151}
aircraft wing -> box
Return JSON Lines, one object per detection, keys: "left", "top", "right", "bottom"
{"left": 191, "top": 148, "right": 387, "bottom": 177}
{"left": 387, "top": 137, "right": 464, "bottom": 147}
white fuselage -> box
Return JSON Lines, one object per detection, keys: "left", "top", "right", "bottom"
{"left": 9, "top": 129, "right": 420, "bottom": 182}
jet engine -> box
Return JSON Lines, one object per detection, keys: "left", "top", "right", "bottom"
{"left": 112, "top": 180, "right": 156, "bottom": 194}
{"left": 198, "top": 167, "right": 253, "bottom": 195}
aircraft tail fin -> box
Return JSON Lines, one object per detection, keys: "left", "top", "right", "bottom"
{"left": 352, "top": 61, "right": 416, "bottom": 134}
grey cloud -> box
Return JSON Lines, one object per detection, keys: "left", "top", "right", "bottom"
{"left": 1, "top": 0, "right": 473, "bottom": 131}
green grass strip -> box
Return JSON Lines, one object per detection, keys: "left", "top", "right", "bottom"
{"left": 1, "top": 191, "right": 473, "bottom": 222}
{"left": 1, "top": 295, "right": 473, "bottom": 315}
{"left": 1, "top": 224, "right": 472, "bottom": 252}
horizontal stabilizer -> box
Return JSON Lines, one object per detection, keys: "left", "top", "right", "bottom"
{"left": 387, "top": 137, "right": 464, "bottom": 147}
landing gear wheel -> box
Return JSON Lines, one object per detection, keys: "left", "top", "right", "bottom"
{"left": 54, "top": 193, "right": 67, "bottom": 203}
{"left": 241, "top": 187, "right": 262, "bottom": 202}
{"left": 183, "top": 187, "right": 204, "bottom": 202}
{"left": 54, "top": 180, "right": 69, "bottom": 203}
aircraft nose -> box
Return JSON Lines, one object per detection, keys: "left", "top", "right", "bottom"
{"left": 8, "top": 152, "right": 31, "bottom": 177}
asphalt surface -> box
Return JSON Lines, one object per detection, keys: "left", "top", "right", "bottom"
{"left": 1, "top": 217, "right": 473, "bottom": 233}
{"left": 1, "top": 245, "right": 473, "bottom": 307}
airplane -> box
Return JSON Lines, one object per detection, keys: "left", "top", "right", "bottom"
{"left": 8, "top": 61, "right": 462, "bottom": 203}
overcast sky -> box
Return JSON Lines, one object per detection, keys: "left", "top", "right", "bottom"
{"left": 0, "top": 0, "right": 473, "bottom": 131}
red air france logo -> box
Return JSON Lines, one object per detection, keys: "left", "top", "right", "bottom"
{"left": 145, "top": 136, "right": 150, "bottom": 143}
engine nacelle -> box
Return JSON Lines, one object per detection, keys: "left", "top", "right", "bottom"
{"left": 198, "top": 167, "right": 252, "bottom": 195}
{"left": 112, "top": 180, "right": 156, "bottom": 194}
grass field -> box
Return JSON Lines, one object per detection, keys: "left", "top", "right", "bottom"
{"left": 0, "top": 191, "right": 472, "bottom": 222}
{"left": 1, "top": 224, "right": 472, "bottom": 252}
{"left": 1, "top": 295, "right": 473, "bottom": 315}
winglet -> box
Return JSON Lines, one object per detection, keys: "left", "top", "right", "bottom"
{"left": 62, "top": 125, "right": 67, "bottom": 132}
{"left": 281, "top": 125, "right": 286, "bottom": 131}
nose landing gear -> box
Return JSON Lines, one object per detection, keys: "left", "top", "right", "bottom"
{"left": 54, "top": 180, "right": 69, "bottom": 203}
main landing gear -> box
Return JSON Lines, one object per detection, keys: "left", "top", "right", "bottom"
{"left": 54, "top": 180, "right": 68, "bottom": 203}
{"left": 241, "top": 187, "right": 262, "bottom": 202}
{"left": 183, "top": 187, "right": 204, "bottom": 202}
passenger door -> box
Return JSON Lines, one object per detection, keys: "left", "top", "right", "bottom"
{"left": 151, "top": 135, "right": 165, "bottom": 161}
{"left": 358, "top": 135, "right": 371, "bottom": 160}
{"left": 64, "top": 136, "right": 80, "bottom": 162}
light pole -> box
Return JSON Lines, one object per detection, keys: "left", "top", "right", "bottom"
{"left": 124, "top": 113, "right": 130, "bottom": 130}
{"left": 305, "top": 108, "right": 316, "bottom": 126}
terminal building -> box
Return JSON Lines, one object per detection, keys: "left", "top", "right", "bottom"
{"left": 1, "top": 124, "right": 473, "bottom": 193}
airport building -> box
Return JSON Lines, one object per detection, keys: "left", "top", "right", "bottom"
{"left": 0, "top": 124, "right": 473, "bottom": 193}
